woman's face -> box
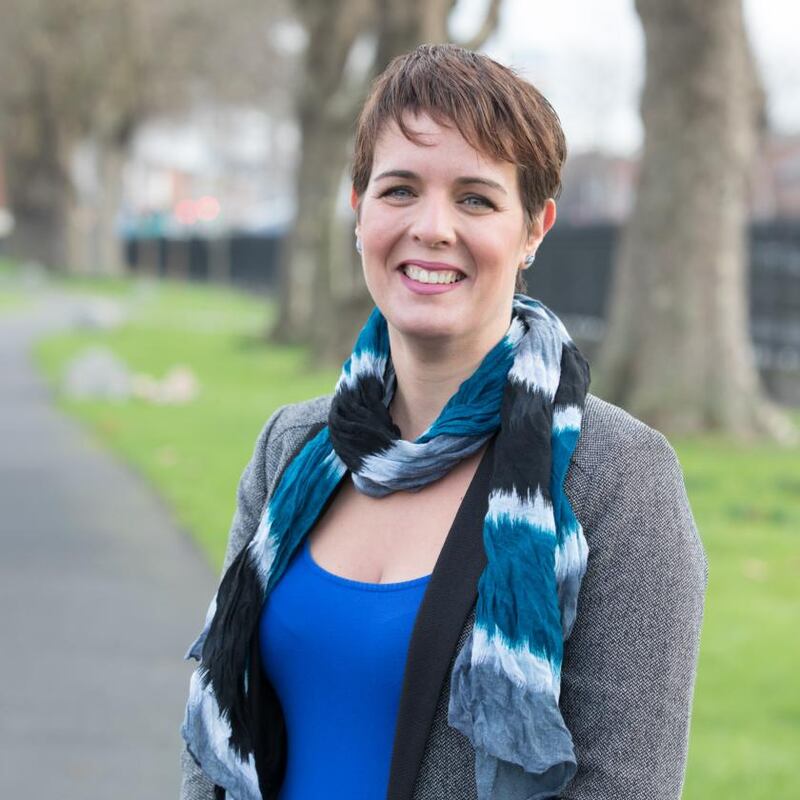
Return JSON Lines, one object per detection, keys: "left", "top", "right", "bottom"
{"left": 351, "top": 111, "right": 555, "bottom": 355}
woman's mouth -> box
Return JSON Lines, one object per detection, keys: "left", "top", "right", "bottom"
{"left": 401, "top": 264, "right": 465, "bottom": 285}
{"left": 399, "top": 262, "right": 466, "bottom": 295}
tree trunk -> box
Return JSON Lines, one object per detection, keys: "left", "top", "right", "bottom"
{"left": 276, "top": 104, "right": 354, "bottom": 344}
{"left": 271, "top": 0, "right": 375, "bottom": 344}
{"left": 594, "top": 0, "right": 795, "bottom": 441}
{"left": 61, "top": 138, "right": 126, "bottom": 277}
{"left": 4, "top": 153, "right": 71, "bottom": 270}
{"left": 93, "top": 140, "right": 126, "bottom": 276}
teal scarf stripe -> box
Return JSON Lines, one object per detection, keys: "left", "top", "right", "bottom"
{"left": 550, "top": 421, "right": 587, "bottom": 638}
{"left": 422, "top": 333, "right": 516, "bottom": 441}
{"left": 257, "top": 428, "right": 346, "bottom": 593}
{"left": 476, "top": 515, "right": 563, "bottom": 665}
{"left": 551, "top": 415, "right": 580, "bottom": 483}
{"left": 335, "top": 306, "right": 389, "bottom": 391}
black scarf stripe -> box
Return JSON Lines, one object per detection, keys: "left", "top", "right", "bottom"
{"left": 328, "top": 375, "right": 400, "bottom": 471}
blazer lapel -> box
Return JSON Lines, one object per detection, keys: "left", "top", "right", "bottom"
{"left": 386, "top": 436, "right": 495, "bottom": 800}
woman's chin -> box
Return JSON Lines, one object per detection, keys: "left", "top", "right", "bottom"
{"left": 384, "top": 308, "right": 467, "bottom": 344}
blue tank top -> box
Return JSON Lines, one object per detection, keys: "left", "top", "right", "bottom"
{"left": 259, "top": 536, "right": 432, "bottom": 800}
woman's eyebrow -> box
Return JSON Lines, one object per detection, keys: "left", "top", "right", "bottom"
{"left": 373, "top": 169, "right": 507, "bottom": 194}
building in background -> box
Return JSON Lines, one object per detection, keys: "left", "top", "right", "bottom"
{"left": 557, "top": 151, "right": 639, "bottom": 224}
{"left": 752, "top": 134, "right": 800, "bottom": 220}
{"left": 120, "top": 104, "right": 299, "bottom": 240}
{"left": 113, "top": 104, "right": 800, "bottom": 233}
{"left": 554, "top": 132, "right": 800, "bottom": 225}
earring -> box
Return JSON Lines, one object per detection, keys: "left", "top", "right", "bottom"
{"left": 523, "top": 253, "right": 536, "bottom": 268}
{"left": 355, "top": 236, "right": 363, "bottom": 255}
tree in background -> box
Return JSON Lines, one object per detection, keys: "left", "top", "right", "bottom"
{"left": 276, "top": 0, "right": 502, "bottom": 359}
{"left": 1, "top": 0, "right": 172, "bottom": 270}
{"left": 595, "top": 0, "right": 795, "bottom": 441}
{"left": 0, "top": 0, "right": 289, "bottom": 273}
{"left": 272, "top": 0, "right": 376, "bottom": 348}
{"left": 0, "top": 0, "right": 502, "bottom": 343}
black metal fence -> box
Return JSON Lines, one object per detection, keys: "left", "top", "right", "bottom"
{"left": 124, "top": 233, "right": 284, "bottom": 292}
{"left": 124, "top": 221, "right": 800, "bottom": 403}
{"left": 530, "top": 221, "right": 800, "bottom": 403}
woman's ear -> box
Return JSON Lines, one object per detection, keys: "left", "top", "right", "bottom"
{"left": 350, "top": 186, "right": 360, "bottom": 219}
{"left": 526, "top": 199, "right": 557, "bottom": 252}
{"left": 541, "top": 198, "right": 557, "bottom": 237}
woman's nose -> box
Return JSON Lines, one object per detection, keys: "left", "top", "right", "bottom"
{"left": 408, "top": 195, "right": 457, "bottom": 248}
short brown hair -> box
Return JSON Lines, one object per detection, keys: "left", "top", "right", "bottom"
{"left": 351, "top": 43, "right": 567, "bottom": 231}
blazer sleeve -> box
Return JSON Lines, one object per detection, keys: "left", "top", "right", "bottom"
{"left": 559, "top": 430, "right": 708, "bottom": 800}
{"left": 180, "top": 407, "right": 288, "bottom": 800}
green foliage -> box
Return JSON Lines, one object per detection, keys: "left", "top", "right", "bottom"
{"left": 33, "top": 274, "right": 799, "bottom": 799}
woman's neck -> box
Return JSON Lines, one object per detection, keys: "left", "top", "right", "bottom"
{"left": 387, "top": 328, "right": 493, "bottom": 441}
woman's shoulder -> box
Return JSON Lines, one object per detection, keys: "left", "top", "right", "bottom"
{"left": 567, "top": 393, "right": 692, "bottom": 534}
{"left": 573, "top": 393, "right": 679, "bottom": 480}
{"left": 569, "top": 394, "right": 706, "bottom": 587}
{"left": 256, "top": 394, "right": 333, "bottom": 495}
{"left": 267, "top": 393, "right": 332, "bottom": 438}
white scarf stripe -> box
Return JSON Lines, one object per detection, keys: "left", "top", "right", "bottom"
{"left": 249, "top": 525, "right": 277, "bottom": 589}
{"left": 553, "top": 404, "right": 583, "bottom": 434}
{"left": 471, "top": 625, "right": 560, "bottom": 696}
{"left": 336, "top": 350, "right": 387, "bottom": 391}
{"left": 508, "top": 339, "right": 562, "bottom": 398}
{"left": 357, "top": 435, "right": 487, "bottom": 488}
{"left": 505, "top": 316, "right": 527, "bottom": 346}
{"left": 554, "top": 524, "right": 589, "bottom": 581}
{"left": 486, "top": 487, "right": 556, "bottom": 535}
{"left": 522, "top": 299, "right": 571, "bottom": 340}
{"left": 183, "top": 671, "right": 261, "bottom": 798}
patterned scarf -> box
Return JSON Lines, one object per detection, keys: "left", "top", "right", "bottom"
{"left": 182, "top": 295, "right": 590, "bottom": 800}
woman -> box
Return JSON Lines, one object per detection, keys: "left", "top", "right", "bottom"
{"left": 181, "top": 44, "right": 706, "bottom": 800}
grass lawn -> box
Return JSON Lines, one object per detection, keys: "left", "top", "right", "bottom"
{"left": 0, "top": 288, "right": 32, "bottom": 313}
{"left": 31, "top": 273, "right": 799, "bottom": 799}
{"left": 676, "top": 434, "right": 800, "bottom": 800}
{"left": 34, "top": 277, "right": 338, "bottom": 563}
{"left": 676, "top": 434, "right": 800, "bottom": 799}
{"left": 0, "top": 258, "right": 33, "bottom": 313}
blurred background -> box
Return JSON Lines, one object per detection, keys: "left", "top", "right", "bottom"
{"left": 0, "top": 0, "right": 797, "bottom": 798}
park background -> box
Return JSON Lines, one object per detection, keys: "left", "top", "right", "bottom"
{"left": 0, "top": 0, "right": 798, "bottom": 798}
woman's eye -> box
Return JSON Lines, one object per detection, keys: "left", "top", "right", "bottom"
{"left": 381, "top": 186, "right": 415, "bottom": 199}
{"left": 462, "top": 195, "right": 495, "bottom": 209}
{"left": 377, "top": 187, "right": 495, "bottom": 209}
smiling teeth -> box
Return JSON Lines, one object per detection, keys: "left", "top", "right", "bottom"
{"left": 403, "top": 265, "right": 464, "bottom": 284}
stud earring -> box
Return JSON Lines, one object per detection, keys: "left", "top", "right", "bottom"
{"left": 355, "top": 236, "right": 363, "bottom": 255}
{"left": 523, "top": 253, "right": 536, "bottom": 268}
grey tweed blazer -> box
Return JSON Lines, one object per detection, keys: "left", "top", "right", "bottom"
{"left": 181, "top": 393, "right": 707, "bottom": 800}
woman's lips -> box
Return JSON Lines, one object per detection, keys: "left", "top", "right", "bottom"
{"left": 399, "top": 268, "right": 465, "bottom": 295}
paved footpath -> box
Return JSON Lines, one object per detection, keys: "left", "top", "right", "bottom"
{"left": 0, "top": 291, "right": 217, "bottom": 798}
